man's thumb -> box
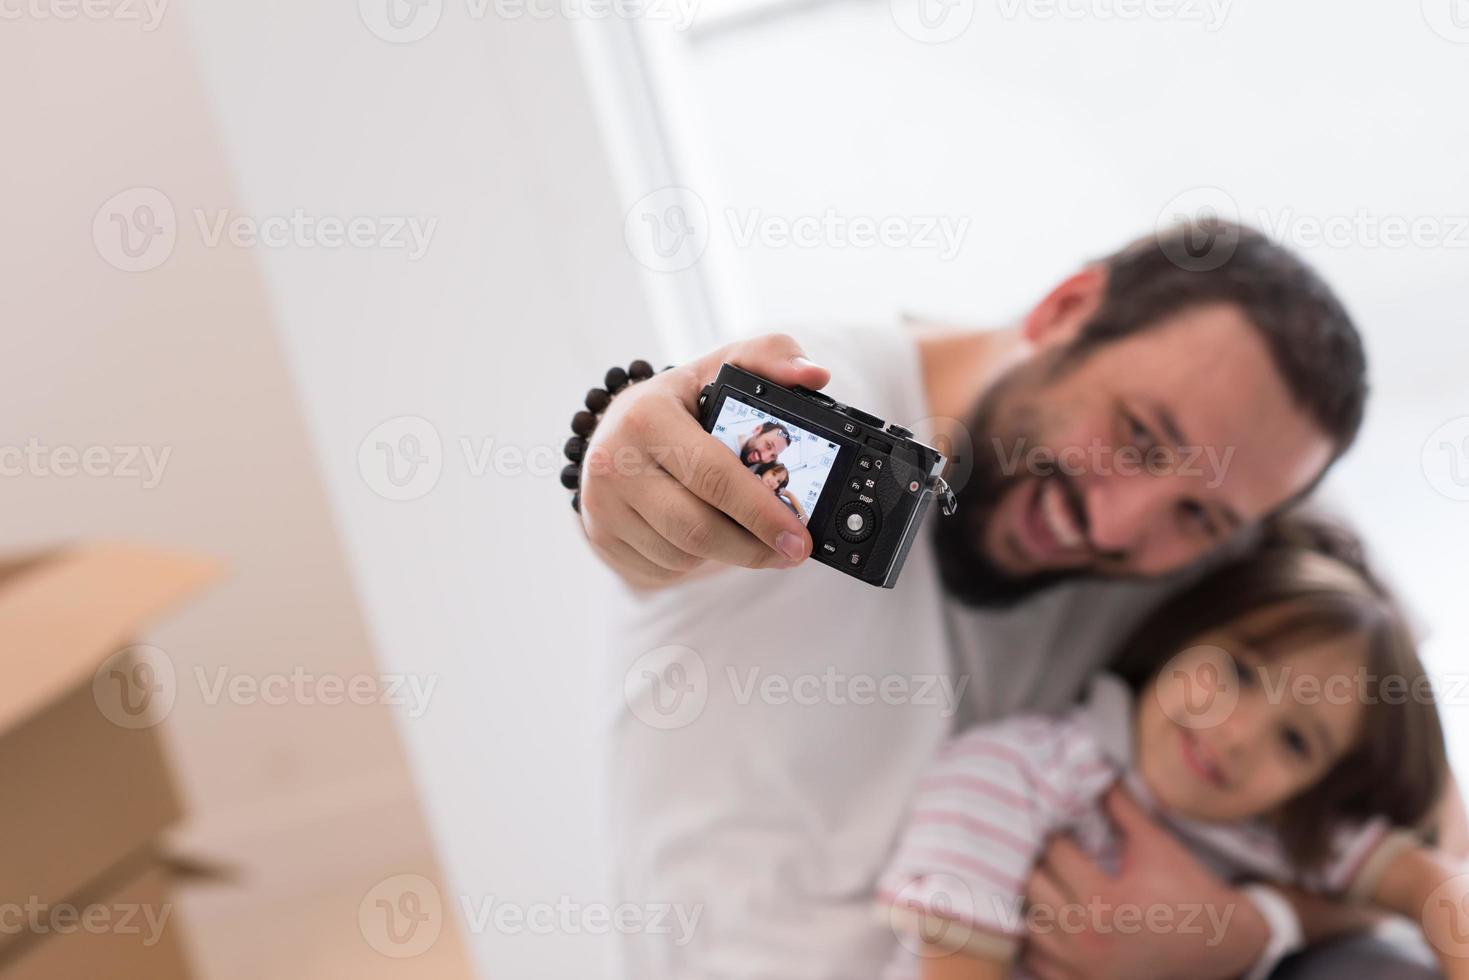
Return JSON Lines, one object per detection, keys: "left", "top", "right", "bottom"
{"left": 726, "top": 333, "right": 831, "bottom": 391}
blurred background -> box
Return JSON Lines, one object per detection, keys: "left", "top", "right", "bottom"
{"left": 2, "top": 0, "right": 1466, "bottom": 977}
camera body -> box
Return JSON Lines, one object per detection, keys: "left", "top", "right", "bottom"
{"left": 698, "top": 364, "right": 950, "bottom": 588}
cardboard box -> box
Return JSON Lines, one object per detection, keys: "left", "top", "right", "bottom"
{"left": 0, "top": 544, "right": 217, "bottom": 954}
{"left": 0, "top": 853, "right": 191, "bottom": 980}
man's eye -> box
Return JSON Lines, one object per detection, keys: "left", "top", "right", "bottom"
{"left": 1281, "top": 726, "right": 1311, "bottom": 760}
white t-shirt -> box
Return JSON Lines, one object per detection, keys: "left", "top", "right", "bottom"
{"left": 604, "top": 323, "right": 1198, "bottom": 980}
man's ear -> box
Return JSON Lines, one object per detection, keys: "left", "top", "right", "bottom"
{"left": 1021, "top": 265, "right": 1108, "bottom": 350}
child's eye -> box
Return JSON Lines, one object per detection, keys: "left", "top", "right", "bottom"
{"left": 1281, "top": 726, "right": 1312, "bottom": 760}
{"left": 1229, "top": 654, "right": 1256, "bottom": 689}
{"left": 1123, "top": 412, "right": 1156, "bottom": 450}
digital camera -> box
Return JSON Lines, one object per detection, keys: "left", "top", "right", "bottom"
{"left": 698, "top": 364, "right": 954, "bottom": 588}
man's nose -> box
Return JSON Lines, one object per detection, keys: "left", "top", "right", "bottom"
{"left": 1081, "top": 475, "right": 1175, "bottom": 559}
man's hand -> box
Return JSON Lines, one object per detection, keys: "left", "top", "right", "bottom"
{"left": 578, "top": 333, "right": 831, "bottom": 589}
{"left": 1020, "top": 786, "right": 1267, "bottom": 980}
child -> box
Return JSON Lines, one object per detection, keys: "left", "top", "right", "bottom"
{"left": 878, "top": 516, "right": 1463, "bottom": 979}
{"left": 754, "top": 461, "right": 807, "bottom": 522}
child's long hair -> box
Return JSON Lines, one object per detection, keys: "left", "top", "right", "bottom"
{"left": 1111, "top": 512, "right": 1448, "bottom": 869}
{"left": 754, "top": 461, "right": 790, "bottom": 490}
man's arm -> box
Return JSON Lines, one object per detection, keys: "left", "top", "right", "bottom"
{"left": 577, "top": 333, "right": 829, "bottom": 589}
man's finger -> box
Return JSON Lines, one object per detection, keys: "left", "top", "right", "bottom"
{"left": 628, "top": 471, "right": 790, "bottom": 569}
{"left": 677, "top": 332, "right": 831, "bottom": 414}
{"left": 643, "top": 405, "right": 811, "bottom": 563}
{"left": 1104, "top": 784, "right": 1165, "bottom": 840}
{"left": 617, "top": 503, "right": 705, "bottom": 573}
{"left": 1035, "top": 835, "right": 1109, "bottom": 901}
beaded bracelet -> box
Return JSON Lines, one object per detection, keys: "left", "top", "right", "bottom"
{"left": 561, "top": 359, "right": 668, "bottom": 513}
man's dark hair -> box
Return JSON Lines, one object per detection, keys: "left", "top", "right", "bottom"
{"left": 1071, "top": 217, "right": 1369, "bottom": 460}
{"left": 756, "top": 421, "right": 792, "bottom": 444}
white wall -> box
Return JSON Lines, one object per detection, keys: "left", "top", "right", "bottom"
{"left": 182, "top": 3, "right": 672, "bottom": 977}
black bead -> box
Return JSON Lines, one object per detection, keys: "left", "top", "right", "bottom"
{"left": 570, "top": 491, "right": 581, "bottom": 513}
{"left": 564, "top": 436, "right": 585, "bottom": 463}
{"left": 560, "top": 463, "right": 581, "bottom": 490}
{"left": 585, "top": 387, "right": 611, "bottom": 413}
{"left": 628, "top": 359, "right": 654, "bottom": 382}
{"left": 605, "top": 366, "right": 629, "bottom": 393}
{"left": 571, "top": 411, "right": 596, "bottom": 438}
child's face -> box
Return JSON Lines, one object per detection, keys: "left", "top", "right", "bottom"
{"left": 1135, "top": 604, "right": 1367, "bottom": 824}
{"left": 762, "top": 470, "right": 784, "bottom": 491}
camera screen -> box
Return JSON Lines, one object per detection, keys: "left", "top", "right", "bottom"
{"left": 710, "top": 396, "right": 840, "bottom": 526}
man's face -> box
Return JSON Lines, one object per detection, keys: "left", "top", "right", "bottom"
{"left": 936, "top": 302, "right": 1336, "bottom": 604}
{"left": 742, "top": 428, "right": 789, "bottom": 466}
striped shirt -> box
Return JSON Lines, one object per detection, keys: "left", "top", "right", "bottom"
{"left": 876, "top": 674, "right": 1405, "bottom": 979}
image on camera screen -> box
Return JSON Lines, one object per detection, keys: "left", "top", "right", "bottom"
{"left": 710, "top": 397, "right": 840, "bottom": 526}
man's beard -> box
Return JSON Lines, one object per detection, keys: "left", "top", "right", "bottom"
{"left": 930, "top": 365, "right": 1090, "bottom": 608}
